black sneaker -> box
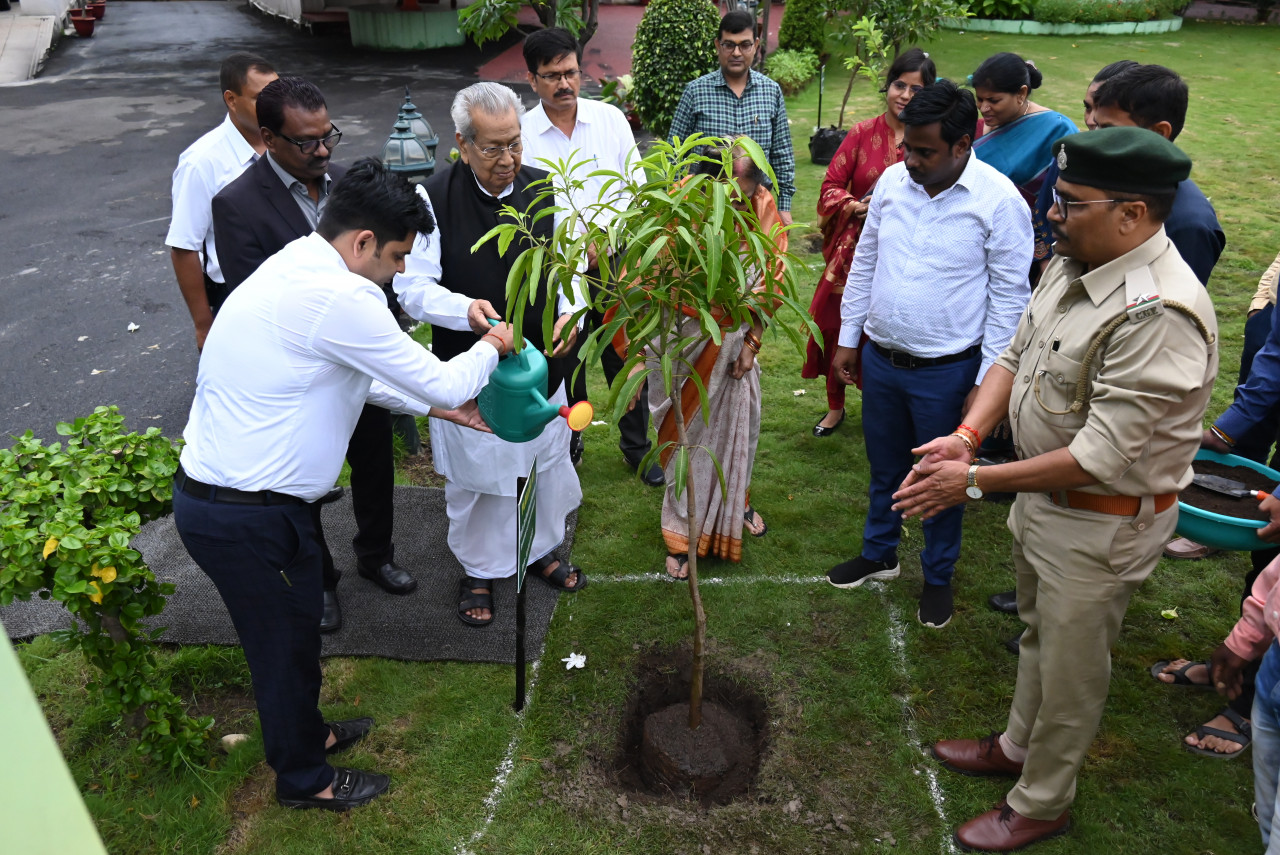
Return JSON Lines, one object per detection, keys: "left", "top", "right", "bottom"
{"left": 569, "top": 432, "right": 585, "bottom": 467}
{"left": 918, "top": 583, "right": 954, "bottom": 629}
{"left": 827, "top": 553, "right": 900, "bottom": 589}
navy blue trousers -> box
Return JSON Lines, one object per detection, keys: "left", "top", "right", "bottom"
{"left": 173, "top": 488, "right": 334, "bottom": 798}
{"left": 859, "top": 343, "right": 980, "bottom": 586}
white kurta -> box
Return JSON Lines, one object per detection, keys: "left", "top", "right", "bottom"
{"left": 393, "top": 179, "right": 584, "bottom": 578}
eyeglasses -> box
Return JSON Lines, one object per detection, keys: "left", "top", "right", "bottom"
{"left": 1051, "top": 187, "right": 1122, "bottom": 219}
{"left": 278, "top": 124, "right": 342, "bottom": 156}
{"left": 889, "top": 80, "right": 924, "bottom": 95}
{"left": 470, "top": 140, "right": 523, "bottom": 160}
{"left": 718, "top": 39, "right": 755, "bottom": 54}
{"left": 535, "top": 69, "right": 580, "bottom": 83}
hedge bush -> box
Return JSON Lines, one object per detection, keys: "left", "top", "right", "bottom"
{"left": 966, "top": 0, "right": 1034, "bottom": 20}
{"left": 765, "top": 48, "right": 820, "bottom": 95}
{"left": 630, "top": 0, "right": 720, "bottom": 137}
{"left": 778, "top": 0, "right": 826, "bottom": 55}
{"left": 1032, "top": 0, "right": 1185, "bottom": 22}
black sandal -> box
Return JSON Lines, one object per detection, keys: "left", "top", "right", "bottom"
{"left": 457, "top": 576, "right": 494, "bottom": 627}
{"left": 665, "top": 553, "right": 689, "bottom": 581}
{"left": 744, "top": 505, "right": 768, "bottom": 537}
{"left": 528, "top": 553, "right": 588, "bottom": 592}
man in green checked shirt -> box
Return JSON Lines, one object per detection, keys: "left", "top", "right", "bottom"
{"left": 669, "top": 9, "right": 796, "bottom": 225}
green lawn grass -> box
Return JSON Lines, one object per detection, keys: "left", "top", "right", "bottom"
{"left": 14, "top": 20, "right": 1280, "bottom": 854}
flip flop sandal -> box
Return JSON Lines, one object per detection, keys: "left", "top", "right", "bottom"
{"left": 1150, "top": 659, "right": 1214, "bottom": 690}
{"left": 457, "top": 576, "right": 494, "bottom": 627}
{"left": 1183, "top": 707, "right": 1252, "bottom": 759}
{"left": 528, "top": 554, "right": 588, "bottom": 593}
{"left": 665, "top": 553, "right": 689, "bottom": 581}
{"left": 744, "top": 505, "right": 768, "bottom": 538}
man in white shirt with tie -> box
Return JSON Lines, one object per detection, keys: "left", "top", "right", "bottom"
{"left": 827, "top": 80, "right": 1033, "bottom": 629}
{"left": 174, "top": 158, "right": 515, "bottom": 811}
{"left": 166, "top": 52, "right": 277, "bottom": 351}
{"left": 518, "top": 28, "right": 663, "bottom": 484}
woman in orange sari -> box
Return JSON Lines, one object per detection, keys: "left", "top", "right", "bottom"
{"left": 654, "top": 151, "right": 785, "bottom": 579}
{"left": 802, "top": 48, "right": 935, "bottom": 437}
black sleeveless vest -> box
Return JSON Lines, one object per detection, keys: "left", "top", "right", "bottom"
{"left": 424, "top": 160, "right": 565, "bottom": 394}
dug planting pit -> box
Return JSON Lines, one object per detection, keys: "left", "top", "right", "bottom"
{"left": 614, "top": 647, "right": 769, "bottom": 806}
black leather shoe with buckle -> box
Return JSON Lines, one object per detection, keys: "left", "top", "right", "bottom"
{"left": 987, "top": 589, "right": 1018, "bottom": 614}
{"left": 326, "top": 717, "right": 374, "bottom": 755}
{"left": 277, "top": 767, "right": 390, "bottom": 811}
{"left": 358, "top": 560, "right": 417, "bottom": 595}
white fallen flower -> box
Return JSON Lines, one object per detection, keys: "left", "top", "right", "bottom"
{"left": 78, "top": 335, "right": 89, "bottom": 342}
{"left": 127, "top": 322, "right": 140, "bottom": 332}
{"left": 561, "top": 652, "right": 586, "bottom": 670}
{"left": 793, "top": 389, "right": 806, "bottom": 396}
{"left": 590, "top": 420, "right": 608, "bottom": 426}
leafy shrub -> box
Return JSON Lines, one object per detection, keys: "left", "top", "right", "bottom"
{"left": 875, "top": 0, "right": 973, "bottom": 50}
{"left": 778, "top": 0, "right": 826, "bottom": 55}
{"left": 0, "top": 406, "right": 212, "bottom": 768}
{"left": 630, "top": 0, "right": 720, "bottom": 137}
{"left": 966, "top": 0, "right": 1034, "bottom": 20}
{"left": 1032, "top": 0, "right": 1185, "bottom": 23}
{"left": 765, "top": 49, "right": 820, "bottom": 95}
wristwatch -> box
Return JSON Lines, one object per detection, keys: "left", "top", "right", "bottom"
{"left": 965, "top": 463, "right": 985, "bottom": 500}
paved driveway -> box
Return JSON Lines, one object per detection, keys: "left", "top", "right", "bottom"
{"left": 0, "top": 1, "right": 502, "bottom": 439}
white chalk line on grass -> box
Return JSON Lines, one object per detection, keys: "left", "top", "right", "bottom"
{"left": 883, "top": 592, "right": 959, "bottom": 855}
{"left": 452, "top": 660, "right": 541, "bottom": 855}
{"left": 456, "top": 573, "right": 955, "bottom": 853}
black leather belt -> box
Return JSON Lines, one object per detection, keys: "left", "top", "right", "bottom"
{"left": 871, "top": 341, "right": 981, "bottom": 369}
{"left": 174, "top": 466, "right": 306, "bottom": 506}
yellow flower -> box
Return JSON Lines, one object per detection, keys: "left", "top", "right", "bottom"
{"left": 43, "top": 537, "right": 59, "bottom": 559}
{"left": 87, "top": 581, "right": 103, "bottom": 605}
{"left": 90, "top": 564, "right": 117, "bottom": 583}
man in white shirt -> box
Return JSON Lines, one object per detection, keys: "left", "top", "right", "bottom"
{"left": 519, "top": 28, "right": 662, "bottom": 485}
{"left": 827, "top": 80, "right": 1033, "bottom": 629}
{"left": 165, "top": 53, "right": 277, "bottom": 351}
{"left": 174, "top": 158, "right": 516, "bottom": 811}
{"left": 394, "top": 83, "right": 587, "bottom": 628}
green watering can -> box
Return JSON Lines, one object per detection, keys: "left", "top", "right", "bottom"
{"left": 478, "top": 319, "right": 594, "bottom": 443}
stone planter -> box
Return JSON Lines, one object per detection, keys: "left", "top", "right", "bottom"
{"left": 942, "top": 16, "right": 1183, "bottom": 34}
{"left": 347, "top": 6, "right": 465, "bottom": 50}
{"left": 69, "top": 9, "right": 95, "bottom": 36}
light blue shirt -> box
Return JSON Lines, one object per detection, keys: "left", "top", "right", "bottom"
{"left": 838, "top": 154, "right": 1033, "bottom": 382}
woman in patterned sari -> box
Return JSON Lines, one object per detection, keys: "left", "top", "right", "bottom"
{"left": 651, "top": 150, "right": 786, "bottom": 579}
{"left": 802, "top": 48, "right": 936, "bottom": 438}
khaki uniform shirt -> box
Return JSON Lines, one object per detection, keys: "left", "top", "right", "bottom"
{"left": 995, "top": 228, "right": 1219, "bottom": 497}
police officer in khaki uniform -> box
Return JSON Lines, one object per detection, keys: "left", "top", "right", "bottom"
{"left": 890, "top": 127, "right": 1219, "bottom": 851}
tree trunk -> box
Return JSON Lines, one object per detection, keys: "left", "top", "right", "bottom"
{"left": 580, "top": 0, "right": 599, "bottom": 47}
{"left": 669, "top": 369, "right": 706, "bottom": 731}
{"left": 533, "top": 0, "right": 554, "bottom": 29}
{"left": 100, "top": 612, "right": 148, "bottom": 730}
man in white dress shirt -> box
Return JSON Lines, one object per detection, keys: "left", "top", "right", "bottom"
{"left": 166, "top": 53, "right": 277, "bottom": 351}
{"left": 173, "top": 158, "right": 516, "bottom": 811}
{"left": 827, "top": 80, "right": 1033, "bottom": 628}
{"left": 394, "top": 83, "right": 587, "bottom": 627}
{"left": 519, "top": 28, "right": 662, "bottom": 485}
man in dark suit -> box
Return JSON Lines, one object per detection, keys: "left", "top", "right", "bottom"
{"left": 213, "top": 77, "right": 414, "bottom": 634}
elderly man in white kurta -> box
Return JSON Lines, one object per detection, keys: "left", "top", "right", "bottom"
{"left": 394, "top": 82, "right": 587, "bottom": 626}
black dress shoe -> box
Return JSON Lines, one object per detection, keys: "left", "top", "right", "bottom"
{"left": 326, "top": 716, "right": 374, "bottom": 754}
{"left": 277, "top": 767, "right": 390, "bottom": 811}
{"left": 987, "top": 589, "right": 1018, "bottom": 614}
{"left": 318, "top": 486, "right": 345, "bottom": 505}
{"left": 358, "top": 560, "right": 417, "bottom": 595}
{"left": 1005, "top": 628, "right": 1025, "bottom": 655}
{"left": 625, "top": 455, "right": 665, "bottom": 487}
{"left": 320, "top": 589, "right": 342, "bottom": 633}
{"left": 812, "top": 409, "right": 846, "bottom": 437}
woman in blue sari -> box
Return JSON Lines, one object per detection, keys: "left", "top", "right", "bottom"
{"left": 970, "top": 52, "right": 1077, "bottom": 216}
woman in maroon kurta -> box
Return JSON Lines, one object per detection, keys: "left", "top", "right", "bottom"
{"left": 802, "top": 48, "right": 936, "bottom": 436}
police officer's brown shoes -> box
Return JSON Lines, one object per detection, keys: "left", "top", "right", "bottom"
{"left": 277, "top": 767, "right": 390, "bottom": 811}
{"left": 953, "top": 802, "right": 1070, "bottom": 852}
{"left": 932, "top": 733, "right": 1025, "bottom": 777}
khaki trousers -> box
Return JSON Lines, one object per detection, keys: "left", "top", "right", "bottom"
{"left": 1003, "top": 492, "right": 1174, "bottom": 819}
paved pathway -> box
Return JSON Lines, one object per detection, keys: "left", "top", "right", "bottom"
{"left": 0, "top": 4, "right": 58, "bottom": 84}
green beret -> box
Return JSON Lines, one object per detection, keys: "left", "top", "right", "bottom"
{"left": 1052, "top": 126, "right": 1191, "bottom": 195}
